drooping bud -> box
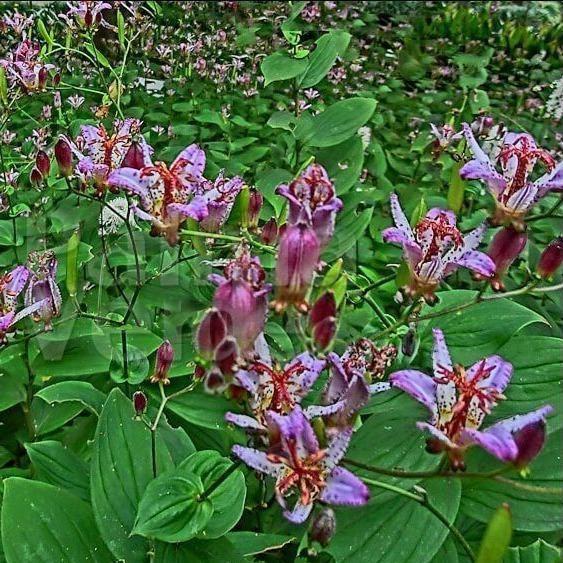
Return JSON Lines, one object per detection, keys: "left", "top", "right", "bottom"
{"left": 513, "top": 420, "right": 547, "bottom": 468}
{"left": 309, "top": 507, "right": 336, "bottom": 547}
{"left": 537, "top": 237, "right": 563, "bottom": 279}
{"left": 487, "top": 226, "right": 528, "bottom": 291}
{"left": 150, "top": 340, "right": 174, "bottom": 384}
{"left": 54, "top": 138, "right": 73, "bottom": 177}
{"left": 133, "top": 391, "right": 147, "bottom": 416}
{"left": 37, "top": 66, "right": 48, "bottom": 90}
{"left": 35, "top": 151, "right": 51, "bottom": 177}
{"left": 402, "top": 328, "right": 416, "bottom": 357}
{"left": 309, "top": 291, "right": 337, "bottom": 349}
{"left": 260, "top": 218, "right": 278, "bottom": 245}
{"left": 214, "top": 336, "right": 239, "bottom": 376}
{"left": 246, "top": 188, "right": 263, "bottom": 229}
{"left": 196, "top": 308, "right": 228, "bottom": 360}
{"left": 274, "top": 223, "right": 320, "bottom": 313}
{"left": 121, "top": 141, "right": 146, "bottom": 170}
{"left": 30, "top": 167, "right": 43, "bottom": 187}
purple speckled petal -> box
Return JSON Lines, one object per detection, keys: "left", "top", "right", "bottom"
{"left": 388, "top": 193, "right": 415, "bottom": 241}
{"left": 4, "top": 265, "right": 29, "bottom": 297}
{"left": 466, "top": 355, "right": 513, "bottom": 394}
{"left": 369, "top": 382, "right": 391, "bottom": 394}
{"left": 108, "top": 167, "right": 151, "bottom": 198}
{"left": 0, "top": 312, "right": 16, "bottom": 331}
{"left": 283, "top": 500, "right": 313, "bottom": 524}
{"left": 416, "top": 421, "right": 457, "bottom": 449}
{"left": 225, "top": 412, "right": 264, "bottom": 430}
{"left": 432, "top": 328, "right": 453, "bottom": 374}
{"left": 427, "top": 207, "right": 456, "bottom": 225}
{"left": 455, "top": 250, "right": 496, "bottom": 277}
{"left": 460, "top": 427, "right": 518, "bottom": 462}
{"left": 325, "top": 427, "right": 353, "bottom": 468}
{"left": 291, "top": 352, "right": 326, "bottom": 392}
{"left": 324, "top": 352, "right": 349, "bottom": 404}
{"left": 303, "top": 400, "right": 346, "bottom": 418}
{"left": 485, "top": 405, "right": 553, "bottom": 435}
{"left": 232, "top": 369, "right": 259, "bottom": 394}
{"left": 168, "top": 195, "right": 209, "bottom": 221}
{"left": 321, "top": 466, "right": 370, "bottom": 506}
{"left": 535, "top": 161, "right": 563, "bottom": 197}
{"left": 231, "top": 444, "right": 280, "bottom": 476}
{"left": 172, "top": 143, "right": 206, "bottom": 185}
{"left": 390, "top": 369, "right": 437, "bottom": 412}
{"left": 505, "top": 184, "right": 539, "bottom": 214}
{"left": 382, "top": 227, "right": 423, "bottom": 268}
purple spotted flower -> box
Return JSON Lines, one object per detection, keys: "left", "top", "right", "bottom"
{"left": 61, "top": 1, "right": 111, "bottom": 28}
{"left": 0, "top": 40, "right": 55, "bottom": 93}
{"left": 232, "top": 407, "right": 369, "bottom": 523}
{"left": 108, "top": 141, "right": 209, "bottom": 245}
{"left": 197, "top": 172, "right": 244, "bottom": 233}
{"left": 390, "top": 328, "right": 553, "bottom": 470}
{"left": 324, "top": 339, "right": 395, "bottom": 431}
{"left": 382, "top": 194, "right": 495, "bottom": 301}
{"left": 460, "top": 124, "right": 563, "bottom": 228}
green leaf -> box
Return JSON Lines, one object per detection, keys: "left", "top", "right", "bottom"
{"left": 133, "top": 469, "right": 213, "bottom": 543}
{"left": 327, "top": 478, "right": 461, "bottom": 562}
{"left": 267, "top": 111, "right": 297, "bottom": 131}
{"left": 110, "top": 344, "right": 150, "bottom": 384}
{"left": 418, "top": 290, "right": 546, "bottom": 365}
{"left": 296, "top": 97, "right": 377, "bottom": 148}
{"left": 178, "top": 450, "right": 246, "bottom": 538}
{"left": 264, "top": 322, "right": 295, "bottom": 359}
{"left": 316, "top": 136, "right": 364, "bottom": 193}
{"left": 323, "top": 207, "right": 373, "bottom": 262}
{"left": 504, "top": 540, "right": 560, "bottom": 563}
{"left": 299, "top": 30, "right": 351, "bottom": 88}
{"left": 227, "top": 532, "right": 295, "bottom": 557}
{"left": 476, "top": 504, "right": 512, "bottom": 563}
{"left": 91, "top": 388, "right": 154, "bottom": 562}
{"left": 261, "top": 52, "right": 307, "bottom": 86}
{"left": 84, "top": 43, "right": 111, "bottom": 68}
{"left": 35, "top": 381, "right": 106, "bottom": 415}
{"left": 1, "top": 478, "right": 112, "bottom": 562}
{"left": 447, "top": 161, "right": 465, "bottom": 213}
{"left": 154, "top": 537, "right": 244, "bottom": 563}
{"left": 24, "top": 440, "right": 90, "bottom": 501}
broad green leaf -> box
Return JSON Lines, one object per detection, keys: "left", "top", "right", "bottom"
{"left": 153, "top": 537, "right": 243, "bottom": 563}
{"left": 264, "top": 322, "right": 295, "bottom": 359}
{"left": 32, "top": 398, "right": 86, "bottom": 436}
{"left": 327, "top": 478, "right": 461, "bottom": 562}
{"left": 504, "top": 540, "right": 560, "bottom": 563}
{"left": 296, "top": 98, "right": 377, "bottom": 148}
{"left": 316, "top": 136, "right": 364, "bottom": 193}
{"left": 109, "top": 344, "right": 150, "bottom": 385}
{"left": 323, "top": 207, "right": 373, "bottom": 262}
{"left": 0, "top": 370, "right": 26, "bottom": 412}
{"left": 447, "top": 161, "right": 466, "bottom": 213}
{"left": 226, "top": 532, "right": 295, "bottom": 557}
{"left": 299, "top": 30, "right": 351, "bottom": 88}
{"left": 179, "top": 450, "right": 246, "bottom": 538}
{"left": 24, "top": 440, "right": 89, "bottom": 501}
{"left": 133, "top": 470, "right": 212, "bottom": 542}
{"left": 1, "top": 478, "right": 112, "bottom": 562}
{"left": 476, "top": 504, "right": 512, "bottom": 563}
{"left": 261, "top": 52, "right": 307, "bottom": 86}
{"left": 35, "top": 381, "right": 106, "bottom": 415}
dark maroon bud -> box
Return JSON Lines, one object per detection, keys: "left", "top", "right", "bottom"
{"left": 35, "top": 150, "right": 51, "bottom": 177}
{"left": 309, "top": 507, "right": 336, "bottom": 547}
{"left": 402, "top": 328, "right": 416, "bottom": 357}
{"left": 312, "top": 317, "right": 337, "bottom": 350}
{"left": 55, "top": 138, "right": 73, "bottom": 177}
{"left": 247, "top": 188, "right": 263, "bottom": 229}
{"left": 150, "top": 340, "right": 174, "bottom": 384}
{"left": 84, "top": 9, "right": 93, "bottom": 27}
{"left": 537, "top": 237, "right": 563, "bottom": 279}
{"left": 38, "top": 67, "right": 48, "bottom": 89}
{"left": 260, "top": 217, "right": 278, "bottom": 245}
{"left": 487, "top": 226, "right": 527, "bottom": 291}
{"left": 214, "top": 336, "right": 238, "bottom": 376}
{"left": 309, "top": 291, "right": 337, "bottom": 328}
{"left": 194, "top": 364, "right": 206, "bottom": 380}
{"left": 513, "top": 420, "right": 547, "bottom": 468}
{"left": 52, "top": 72, "right": 61, "bottom": 86}
{"left": 133, "top": 391, "right": 147, "bottom": 416}
{"left": 30, "top": 167, "right": 43, "bottom": 186}
{"left": 196, "top": 308, "right": 228, "bottom": 360}
{"left": 204, "top": 368, "right": 226, "bottom": 393}
{"left": 121, "top": 141, "right": 146, "bottom": 170}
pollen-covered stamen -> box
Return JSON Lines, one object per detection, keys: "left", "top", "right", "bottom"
{"left": 251, "top": 360, "right": 306, "bottom": 413}
{"left": 416, "top": 215, "right": 464, "bottom": 261}
{"left": 268, "top": 440, "right": 327, "bottom": 505}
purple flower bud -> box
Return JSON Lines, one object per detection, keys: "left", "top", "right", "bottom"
{"left": 513, "top": 420, "right": 547, "bottom": 468}
{"left": 274, "top": 223, "right": 320, "bottom": 313}
{"left": 214, "top": 336, "right": 238, "bottom": 376}
{"left": 133, "top": 391, "right": 147, "bottom": 416}
{"left": 309, "top": 292, "right": 337, "bottom": 349}
{"left": 260, "top": 218, "right": 278, "bottom": 245}
{"left": 35, "top": 151, "right": 51, "bottom": 177}
{"left": 309, "top": 507, "right": 336, "bottom": 547}
{"left": 487, "top": 226, "right": 528, "bottom": 291}
{"left": 30, "top": 167, "right": 43, "bottom": 186}
{"left": 151, "top": 340, "right": 174, "bottom": 384}
{"left": 54, "top": 138, "right": 73, "bottom": 177}
{"left": 52, "top": 73, "right": 61, "bottom": 86}
{"left": 402, "top": 328, "right": 416, "bottom": 357}
{"left": 37, "top": 66, "right": 48, "bottom": 89}
{"left": 312, "top": 318, "right": 337, "bottom": 350}
{"left": 537, "top": 237, "right": 563, "bottom": 279}
{"left": 121, "top": 141, "right": 146, "bottom": 170}
{"left": 196, "top": 308, "right": 229, "bottom": 360}
{"left": 247, "top": 188, "right": 263, "bottom": 229}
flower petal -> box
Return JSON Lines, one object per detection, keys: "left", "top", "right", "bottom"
{"left": 460, "top": 427, "right": 518, "bottom": 462}
{"left": 432, "top": 328, "right": 453, "bottom": 374}
{"left": 455, "top": 250, "right": 496, "bottom": 277}
{"left": 325, "top": 427, "right": 353, "bottom": 468}
{"left": 390, "top": 369, "right": 437, "bottom": 412}
{"left": 466, "top": 355, "right": 513, "bottom": 394}
{"left": 321, "top": 467, "right": 370, "bottom": 506}
{"left": 108, "top": 167, "right": 151, "bottom": 198}
{"left": 388, "top": 193, "right": 415, "bottom": 241}
{"left": 535, "top": 161, "right": 563, "bottom": 197}
{"left": 283, "top": 500, "right": 313, "bottom": 524}
{"left": 416, "top": 422, "right": 457, "bottom": 449}
{"left": 231, "top": 445, "right": 279, "bottom": 476}
{"left": 225, "top": 412, "right": 264, "bottom": 431}
{"left": 168, "top": 195, "right": 209, "bottom": 221}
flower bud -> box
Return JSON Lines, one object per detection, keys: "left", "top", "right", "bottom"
{"left": 214, "top": 336, "right": 239, "bottom": 376}
{"left": 52, "top": 73, "right": 61, "bottom": 86}
{"left": 133, "top": 391, "right": 147, "bottom": 416}
{"left": 312, "top": 318, "right": 337, "bottom": 350}
{"left": 260, "top": 218, "right": 278, "bottom": 245}
{"left": 309, "top": 507, "right": 336, "bottom": 547}
{"left": 55, "top": 138, "right": 73, "bottom": 177}
{"left": 309, "top": 292, "right": 337, "bottom": 349}
{"left": 402, "top": 328, "right": 416, "bottom": 357}
{"left": 513, "top": 420, "right": 547, "bottom": 468}
{"left": 30, "top": 167, "right": 43, "bottom": 187}
{"left": 196, "top": 308, "right": 228, "bottom": 360}
{"left": 38, "top": 67, "right": 48, "bottom": 90}
{"left": 247, "top": 188, "right": 263, "bottom": 229}
{"left": 487, "top": 226, "right": 527, "bottom": 291}
{"left": 537, "top": 237, "right": 563, "bottom": 279}
{"left": 35, "top": 151, "right": 51, "bottom": 177}
{"left": 274, "top": 223, "right": 320, "bottom": 313}
{"left": 150, "top": 340, "right": 174, "bottom": 384}
{"left": 121, "top": 141, "right": 146, "bottom": 170}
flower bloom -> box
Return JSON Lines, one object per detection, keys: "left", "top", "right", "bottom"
{"left": 460, "top": 123, "right": 563, "bottom": 228}
{"left": 197, "top": 172, "right": 244, "bottom": 233}
{"left": 24, "top": 251, "right": 62, "bottom": 331}
{"left": 390, "top": 328, "right": 552, "bottom": 470}
{"left": 64, "top": 118, "right": 144, "bottom": 195}
{"left": 61, "top": 1, "right": 111, "bottom": 28}
{"left": 108, "top": 141, "right": 209, "bottom": 245}
{"left": 0, "top": 40, "right": 55, "bottom": 93}
{"left": 232, "top": 407, "right": 369, "bottom": 523}
{"left": 382, "top": 194, "right": 495, "bottom": 300}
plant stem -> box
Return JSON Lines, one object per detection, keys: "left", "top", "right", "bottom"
{"left": 199, "top": 460, "right": 242, "bottom": 501}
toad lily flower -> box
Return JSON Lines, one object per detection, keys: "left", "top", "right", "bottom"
{"left": 0, "top": 40, "right": 55, "bottom": 92}
{"left": 197, "top": 172, "right": 244, "bottom": 233}
{"left": 61, "top": 1, "right": 112, "bottom": 29}
{"left": 382, "top": 194, "right": 495, "bottom": 301}
{"left": 24, "top": 251, "right": 62, "bottom": 331}
{"left": 225, "top": 344, "right": 332, "bottom": 432}
{"left": 390, "top": 328, "right": 553, "bottom": 470}
{"left": 108, "top": 141, "right": 210, "bottom": 245}
{"left": 460, "top": 124, "right": 563, "bottom": 228}
{"left": 232, "top": 407, "right": 369, "bottom": 523}
{"left": 64, "top": 118, "right": 145, "bottom": 194}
